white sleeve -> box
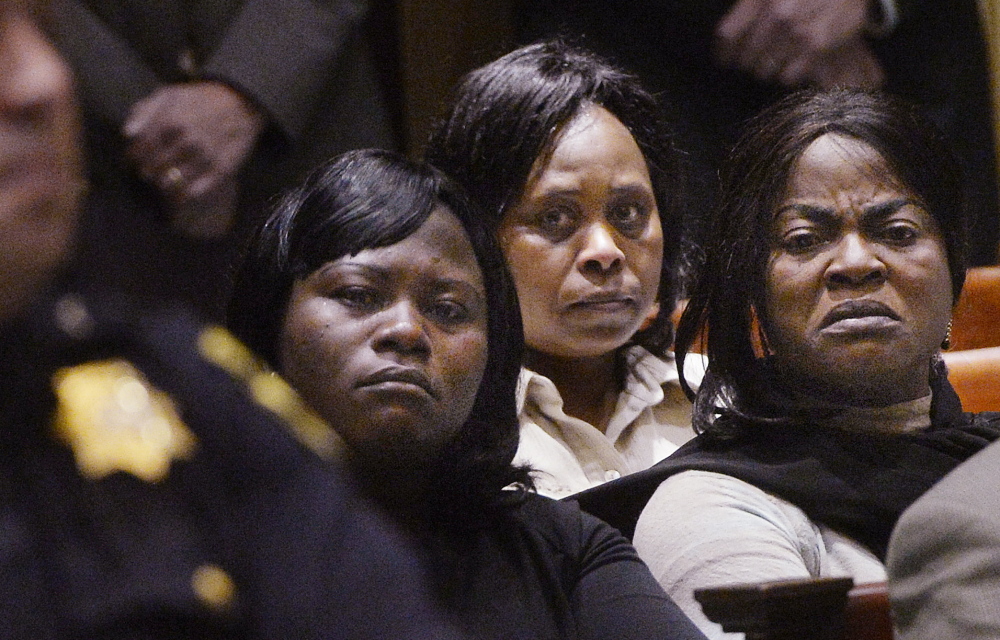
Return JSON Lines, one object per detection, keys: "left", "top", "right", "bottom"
{"left": 633, "top": 470, "right": 825, "bottom": 640}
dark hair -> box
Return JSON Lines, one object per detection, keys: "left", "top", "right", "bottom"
{"left": 425, "top": 38, "right": 685, "bottom": 359}
{"left": 228, "top": 149, "right": 531, "bottom": 517}
{"left": 676, "top": 88, "right": 968, "bottom": 440}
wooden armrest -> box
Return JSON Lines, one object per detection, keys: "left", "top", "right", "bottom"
{"left": 694, "top": 576, "right": 853, "bottom": 640}
{"left": 695, "top": 578, "right": 892, "bottom": 640}
{"left": 844, "top": 582, "right": 891, "bottom": 640}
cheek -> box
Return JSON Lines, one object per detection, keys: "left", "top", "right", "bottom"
{"left": 501, "top": 232, "right": 572, "bottom": 290}
{"left": 279, "top": 310, "right": 348, "bottom": 410}
{"left": 448, "top": 332, "right": 489, "bottom": 391}
{"left": 628, "top": 235, "right": 664, "bottom": 290}
{"left": 763, "top": 261, "right": 814, "bottom": 344}
{"left": 909, "top": 265, "right": 954, "bottom": 346}
{"left": 435, "top": 330, "right": 490, "bottom": 426}
{"left": 503, "top": 244, "right": 564, "bottom": 318}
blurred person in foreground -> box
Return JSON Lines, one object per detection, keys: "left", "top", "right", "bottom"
{"left": 0, "top": 2, "right": 463, "bottom": 637}
{"left": 887, "top": 436, "right": 1000, "bottom": 639}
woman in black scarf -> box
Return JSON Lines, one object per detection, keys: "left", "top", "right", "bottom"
{"left": 574, "top": 88, "right": 1000, "bottom": 639}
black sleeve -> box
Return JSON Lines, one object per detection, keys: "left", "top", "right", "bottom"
{"left": 47, "top": 0, "right": 161, "bottom": 124}
{"left": 567, "top": 503, "right": 708, "bottom": 640}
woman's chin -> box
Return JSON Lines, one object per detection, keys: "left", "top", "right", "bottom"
{"left": 528, "top": 324, "right": 646, "bottom": 360}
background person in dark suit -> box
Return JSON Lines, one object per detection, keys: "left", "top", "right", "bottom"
{"left": 48, "top": 0, "right": 398, "bottom": 320}
{"left": 519, "top": 0, "right": 1000, "bottom": 267}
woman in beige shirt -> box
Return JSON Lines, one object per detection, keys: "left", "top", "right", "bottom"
{"left": 426, "top": 40, "right": 699, "bottom": 497}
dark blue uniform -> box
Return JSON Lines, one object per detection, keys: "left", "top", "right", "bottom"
{"left": 0, "top": 285, "right": 464, "bottom": 639}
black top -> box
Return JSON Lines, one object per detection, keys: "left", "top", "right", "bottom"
{"left": 431, "top": 492, "right": 707, "bottom": 640}
{"left": 0, "top": 286, "right": 464, "bottom": 639}
{"left": 572, "top": 375, "right": 1000, "bottom": 558}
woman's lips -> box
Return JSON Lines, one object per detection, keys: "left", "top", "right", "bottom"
{"left": 357, "top": 366, "right": 437, "bottom": 399}
{"left": 820, "top": 299, "right": 902, "bottom": 333}
{"left": 568, "top": 291, "right": 637, "bottom": 312}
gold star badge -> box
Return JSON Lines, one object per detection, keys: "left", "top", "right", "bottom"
{"left": 52, "top": 359, "right": 197, "bottom": 482}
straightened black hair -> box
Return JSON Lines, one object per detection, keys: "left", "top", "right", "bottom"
{"left": 675, "top": 89, "right": 969, "bottom": 441}
{"left": 227, "top": 149, "right": 532, "bottom": 521}
{"left": 425, "top": 38, "right": 685, "bottom": 363}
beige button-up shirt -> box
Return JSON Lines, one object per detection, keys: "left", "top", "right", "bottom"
{"left": 514, "top": 346, "right": 703, "bottom": 498}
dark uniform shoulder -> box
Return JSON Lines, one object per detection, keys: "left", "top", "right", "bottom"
{"left": 37, "top": 288, "right": 343, "bottom": 477}
{"left": 0, "top": 288, "right": 463, "bottom": 639}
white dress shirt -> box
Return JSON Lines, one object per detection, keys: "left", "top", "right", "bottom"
{"left": 513, "top": 346, "right": 702, "bottom": 498}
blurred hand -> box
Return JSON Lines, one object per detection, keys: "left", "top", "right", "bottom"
{"left": 715, "top": 0, "right": 872, "bottom": 87}
{"left": 124, "top": 81, "right": 265, "bottom": 205}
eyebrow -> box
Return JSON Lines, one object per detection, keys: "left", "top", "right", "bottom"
{"left": 775, "top": 198, "right": 920, "bottom": 221}
{"left": 311, "top": 260, "right": 383, "bottom": 278}
{"left": 533, "top": 182, "right": 654, "bottom": 198}
{"left": 310, "top": 261, "right": 485, "bottom": 295}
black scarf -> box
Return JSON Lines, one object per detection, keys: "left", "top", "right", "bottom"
{"left": 571, "top": 375, "right": 1000, "bottom": 559}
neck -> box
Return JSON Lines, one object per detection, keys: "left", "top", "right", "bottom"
{"left": 818, "top": 395, "right": 933, "bottom": 435}
{"left": 797, "top": 376, "right": 931, "bottom": 409}
{"left": 525, "top": 348, "right": 622, "bottom": 433}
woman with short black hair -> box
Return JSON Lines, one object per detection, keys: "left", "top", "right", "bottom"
{"left": 426, "top": 40, "right": 698, "bottom": 498}
{"left": 228, "top": 149, "right": 707, "bottom": 640}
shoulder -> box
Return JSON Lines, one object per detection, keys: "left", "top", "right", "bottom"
{"left": 887, "top": 441, "right": 1000, "bottom": 640}
{"left": 634, "top": 471, "right": 837, "bottom": 605}
{"left": 514, "top": 492, "right": 608, "bottom": 537}
{"left": 511, "top": 493, "right": 639, "bottom": 559}
{"left": 638, "top": 470, "right": 816, "bottom": 543}
{"left": 891, "top": 438, "right": 1000, "bottom": 546}
{"left": 46, "top": 290, "right": 341, "bottom": 484}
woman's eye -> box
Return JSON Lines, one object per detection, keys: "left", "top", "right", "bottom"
{"left": 428, "top": 299, "right": 470, "bottom": 325}
{"left": 333, "top": 286, "right": 380, "bottom": 309}
{"left": 781, "top": 229, "right": 823, "bottom": 252}
{"left": 609, "top": 202, "right": 650, "bottom": 235}
{"left": 880, "top": 223, "right": 919, "bottom": 245}
{"left": 535, "top": 207, "right": 574, "bottom": 238}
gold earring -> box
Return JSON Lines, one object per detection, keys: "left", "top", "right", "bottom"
{"left": 941, "top": 320, "right": 953, "bottom": 351}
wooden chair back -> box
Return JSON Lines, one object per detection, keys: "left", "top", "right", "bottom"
{"left": 943, "top": 346, "right": 1000, "bottom": 412}
{"left": 951, "top": 266, "right": 1000, "bottom": 351}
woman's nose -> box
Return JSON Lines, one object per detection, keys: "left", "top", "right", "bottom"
{"left": 825, "top": 233, "right": 887, "bottom": 288}
{"left": 577, "top": 222, "right": 625, "bottom": 276}
{"left": 372, "top": 300, "right": 431, "bottom": 357}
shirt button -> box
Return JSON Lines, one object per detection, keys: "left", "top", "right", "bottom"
{"left": 604, "top": 469, "right": 621, "bottom": 481}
